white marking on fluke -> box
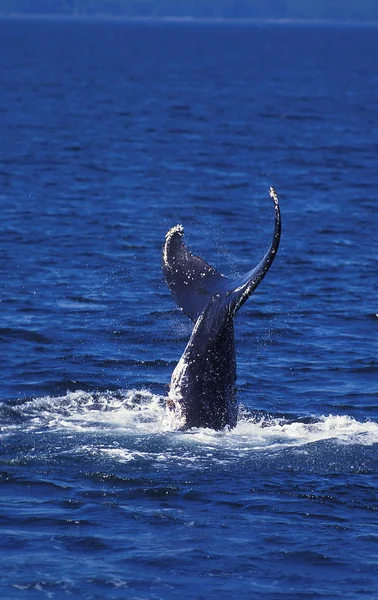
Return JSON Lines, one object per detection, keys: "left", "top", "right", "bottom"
{"left": 163, "top": 224, "right": 184, "bottom": 267}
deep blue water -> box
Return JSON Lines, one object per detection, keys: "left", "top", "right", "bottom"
{"left": 1, "top": 17, "right": 378, "bottom": 599}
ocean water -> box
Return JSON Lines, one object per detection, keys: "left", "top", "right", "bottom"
{"left": 0, "top": 17, "right": 377, "bottom": 599}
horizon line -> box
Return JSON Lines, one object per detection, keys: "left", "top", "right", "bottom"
{"left": 1, "top": 12, "right": 378, "bottom": 27}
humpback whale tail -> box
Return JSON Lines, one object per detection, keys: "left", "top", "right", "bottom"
{"left": 162, "top": 187, "right": 281, "bottom": 430}
{"left": 163, "top": 187, "right": 281, "bottom": 321}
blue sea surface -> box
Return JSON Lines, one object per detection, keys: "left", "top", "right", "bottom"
{"left": 0, "top": 18, "right": 378, "bottom": 599}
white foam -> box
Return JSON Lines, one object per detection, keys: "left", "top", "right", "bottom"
{"left": 2, "top": 390, "right": 378, "bottom": 454}
{"left": 185, "top": 413, "right": 378, "bottom": 451}
{"left": 4, "top": 389, "right": 165, "bottom": 435}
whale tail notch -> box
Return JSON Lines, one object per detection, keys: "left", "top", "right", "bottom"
{"left": 163, "top": 187, "right": 281, "bottom": 321}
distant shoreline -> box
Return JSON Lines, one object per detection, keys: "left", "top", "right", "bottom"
{"left": 1, "top": 13, "right": 378, "bottom": 27}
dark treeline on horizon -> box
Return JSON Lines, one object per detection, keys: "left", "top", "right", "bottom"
{"left": 1, "top": 0, "right": 378, "bottom": 21}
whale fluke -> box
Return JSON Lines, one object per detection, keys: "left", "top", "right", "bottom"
{"left": 225, "top": 186, "right": 281, "bottom": 315}
{"left": 162, "top": 187, "right": 281, "bottom": 430}
{"left": 163, "top": 224, "right": 228, "bottom": 322}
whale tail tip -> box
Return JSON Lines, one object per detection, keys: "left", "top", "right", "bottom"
{"left": 269, "top": 186, "right": 278, "bottom": 203}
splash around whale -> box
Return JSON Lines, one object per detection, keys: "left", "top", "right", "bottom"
{"left": 162, "top": 187, "right": 281, "bottom": 431}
